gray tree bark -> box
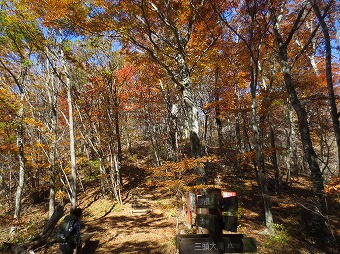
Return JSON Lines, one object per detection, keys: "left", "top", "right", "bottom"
{"left": 66, "top": 73, "right": 77, "bottom": 210}
{"left": 177, "top": 53, "right": 201, "bottom": 158}
{"left": 270, "top": 125, "right": 280, "bottom": 195}
{"left": 44, "top": 55, "right": 59, "bottom": 218}
{"left": 14, "top": 93, "right": 26, "bottom": 219}
{"left": 214, "top": 68, "right": 224, "bottom": 153}
{"left": 270, "top": 3, "right": 327, "bottom": 237}
{"left": 310, "top": 0, "right": 340, "bottom": 174}
{"left": 250, "top": 63, "right": 274, "bottom": 234}
{"left": 159, "top": 80, "right": 179, "bottom": 161}
{"left": 59, "top": 31, "right": 77, "bottom": 209}
{"left": 234, "top": 79, "right": 243, "bottom": 178}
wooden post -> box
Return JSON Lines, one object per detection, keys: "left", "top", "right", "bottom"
{"left": 186, "top": 192, "right": 192, "bottom": 227}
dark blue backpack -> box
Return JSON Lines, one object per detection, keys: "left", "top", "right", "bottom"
{"left": 57, "top": 214, "right": 77, "bottom": 244}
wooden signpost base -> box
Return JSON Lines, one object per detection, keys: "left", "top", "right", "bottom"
{"left": 176, "top": 234, "right": 257, "bottom": 253}
{"left": 176, "top": 188, "right": 257, "bottom": 253}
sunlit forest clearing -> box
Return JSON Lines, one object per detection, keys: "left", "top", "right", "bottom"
{"left": 0, "top": 0, "right": 340, "bottom": 253}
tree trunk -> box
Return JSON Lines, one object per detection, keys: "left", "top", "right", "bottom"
{"left": 250, "top": 72, "right": 274, "bottom": 234}
{"left": 67, "top": 77, "right": 77, "bottom": 210}
{"left": 106, "top": 75, "right": 123, "bottom": 190}
{"left": 278, "top": 40, "right": 324, "bottom": 195}
{"left": 203, "top": 113, "right": 209, "bottom": 155}
{"left": 310, "top": 0, "right": 340, "bottom": 174}
{"left": 285, "top": 123, "right": 292, "bottom": 185}
{"left": 99, "top": 157, "right": 106, "bottom": 196}
{"left": 246, "top": 7, "right": 275, "bottom": 228}
{"left": 169, "top": 104, "right": 179, "bottom": 161}
{"left": 215, "top": 107, "right": 223, "bottom": 153}
{"left": 159, "top": 80, "right": 179, "bottom": 161}
{"left": 177, "top": 53, "right": 201, "bottom": 158}
{"left": 60, "top": 46, "right": 77, "bottom": 210}
{"left": 272, "top": 11, "right": 326, "bottom": 236}
{"left": 281, "top": 53, "right": 324, "bottom": 197}
{"left": 14, "top": 93, "right": 25, "bottom": 219}
{"left": 214, "top": 68, "right": 224, "bottom": 153}
{"left": 285, "top": 102, "right": 299, "bottom": 184}
{"left": 234, "top": 79, "right": 243, "bottom": 178}
{"left": 252, "top": 103, "right": 274, "bottom": 234}
{"left": 43, "top": 54, "right": 59, "bottom": 218}
{"left": 109, "top": 154, "right": 122, "bottom": 204}
{"left": 55, "top": 29, "right": 77, "bottom": 210}
{"left": 184, "top": 87, "right": 200, "bottom": 158}
{"left": 282, "top": 54, "right": 327, "bottom": 239}
{"left": 48, "top": 78, "right": 58, "bottom": 218}
{"left": 270, "top": 125, "right": 280, "bottom": 195}
{"left": 113, "top": 84, "right": 122, "bottom": 186}
{"left": 176, "top": 53, "right": 203, "bottom": 230}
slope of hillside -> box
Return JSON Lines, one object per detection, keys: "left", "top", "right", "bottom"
{"left": 1, "top": 153, "right": 339, "bottom": 254}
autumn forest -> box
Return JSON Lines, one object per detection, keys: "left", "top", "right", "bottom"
{"left": 0, "top": 0, "right": 339, "bottom": 253}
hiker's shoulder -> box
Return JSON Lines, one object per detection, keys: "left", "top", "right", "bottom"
{"left": 64, "top": 214, "right": 77, "bottom": 221}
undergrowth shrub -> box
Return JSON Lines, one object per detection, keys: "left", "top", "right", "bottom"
{"left": 262, "top": 223, "right": 289, "bottom": 251}
{"left": 147, "top": 156, "right": 219, "bottom": 197}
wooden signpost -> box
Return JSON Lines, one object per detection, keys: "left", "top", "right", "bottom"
{"left": 197, "top": 189, "right": 238, "bottom": 233}
{"left": 176, "top": 188, "right": 257, "bottom": 253}
{"left": 196, "top": 214, "right": 221, "bottom": 233}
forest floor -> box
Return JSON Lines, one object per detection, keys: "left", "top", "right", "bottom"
{"left": 1, "top": 149, "right": 340, "bottom": 254}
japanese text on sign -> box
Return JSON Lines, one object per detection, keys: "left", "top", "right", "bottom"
{"left": 193, "top": 241, "right": 242, "bottom": 251}
{"left": 194, "top": 241, "right": 224, "bottom": 251}
{"left": 197, "top": 195, "right": 217, "bottom": 208}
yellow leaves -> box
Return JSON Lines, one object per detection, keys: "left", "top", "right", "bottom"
{"left": 23, "top": 117, "right": 48, "bottom": 132}
{"left": 149, "top": 156, "right": 207, "bottom": 177}
{"left": 147, "top": 156, "right": 217, "bottom": 193}
{"left": 324, "top": 177, "right": 340, "bottom": 197}
{"left": 33, "top": 142, "right": 48, "bottom": 150}
{"left": 279, "top": 202, "right": 297, "bottom": 209}
{"left": 183, "top": 184, "right": 221, "bottom": 192}
{"left": 0, "top": 144, "right": 18, "bottom": 152}
{"left": 56, "top": 189, "right": 68, "bottom": 202}
{"left": 26, "top": 155, "right": 50, "bottom": 170}
{"left": 23, "top": 117, "right": 42, "bottom": 127}
{"left": 240, "top": 150, "right": 256, "bottom": 165}
{"left": 0, "top": 87, "right": 19, "bottom": 121}
{"left": 76, "top": 156, "right": 88, "bottom": 166}
{"left": 0, "top": 87, "right": 18, "bottom": 104}
{"left": 63, "top": 167, "right": 71, "bottom": 174}
{"left": 24, "top": 0, "right": 89, "bottom": 30}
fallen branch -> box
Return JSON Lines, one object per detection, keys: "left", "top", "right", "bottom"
{"left": 7, "top": 206, "right": 65, "bottom": 254}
